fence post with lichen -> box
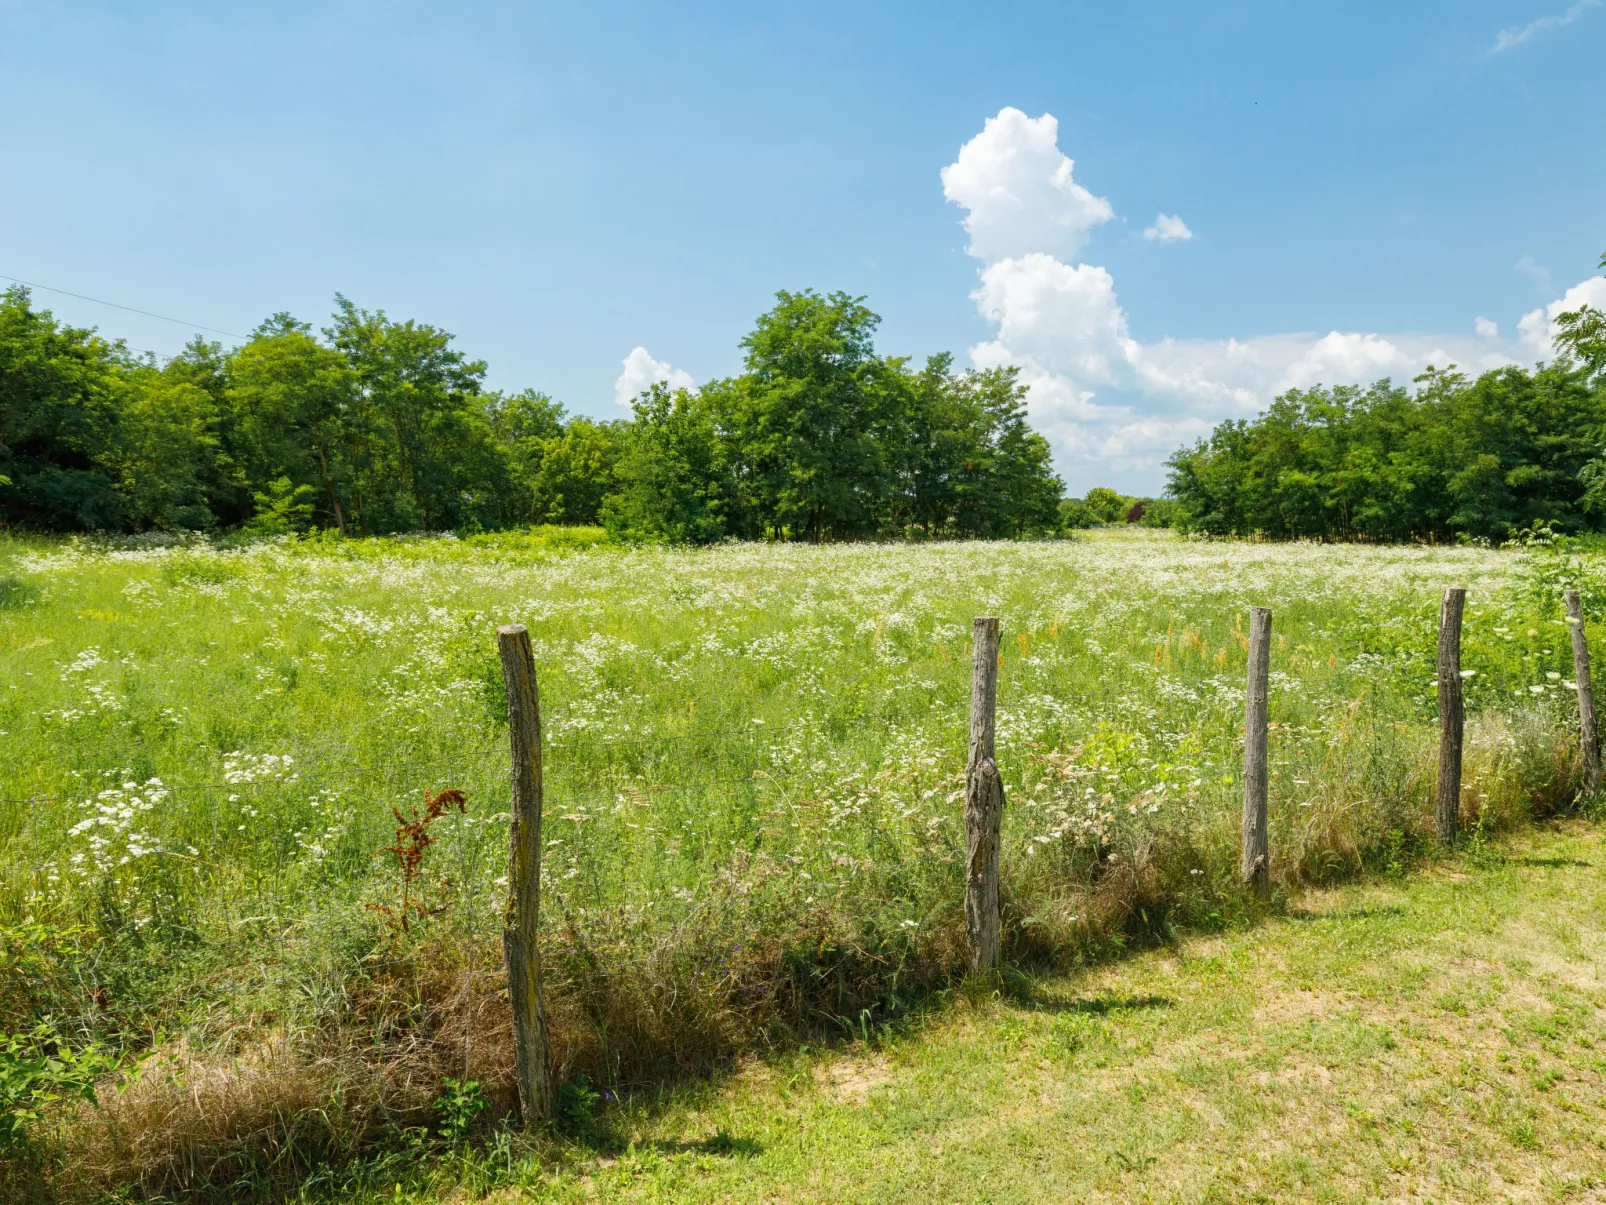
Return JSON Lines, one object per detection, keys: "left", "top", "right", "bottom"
{"left": 1436, "top": 588, "right": 1466, "bottom": 845}
{"left": 496, "top": 623, "right": 554, "bottom": 1124}
{"left": 1241, "top": 606, "right": 1271, "bottom": 897}
{"left": 1565, "top": 588, "right": 1601, "bottom": 794}
{"left": 965, "top": 616, "right": 1004, "bottom": 972}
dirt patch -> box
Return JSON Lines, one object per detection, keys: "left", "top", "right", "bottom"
{"left": 814, "top": 1053, "right": 891, "bottom": 1105}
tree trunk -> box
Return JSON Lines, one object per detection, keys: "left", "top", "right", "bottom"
{"left": 315, "top": 442, "right": 347, "bottom": 536}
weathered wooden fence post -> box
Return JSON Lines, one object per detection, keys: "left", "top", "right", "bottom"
{"left": 965, "top": 617, "right": 1004, "bottom": 973}
{"left": 1241, "top": 607, "right": 1271, "bottom": 897}
{"left": 1436, "top": 588, "right": 1466, "bottom": 845}
{"left": 496, "top": 624, "right": 554, "bottom": 1124}
{"left": 1565, "top": 588, "right": 1601, "bottom": 794}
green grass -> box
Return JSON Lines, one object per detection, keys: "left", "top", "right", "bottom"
{"left": 0, "top": 528, "right": 1602, "bottom": 1198}
{"left": 342, "top": 820, "right": 1606, "bottom": 1203}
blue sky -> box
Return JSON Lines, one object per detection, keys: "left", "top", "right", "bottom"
{"left": 2, "top": 1, "right": 1603, "bottom": 493}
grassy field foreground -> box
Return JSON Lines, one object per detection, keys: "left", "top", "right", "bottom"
{"left": 0, "top": 528, "right": 1602, "bottom": 1197}
{"left": 417, "top": 821, "right": 1606, "bottom": 1204}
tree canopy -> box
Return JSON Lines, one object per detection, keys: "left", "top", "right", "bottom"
{"left": 0, "top": 286, "right": 1064, "bottom": 541}
{"left": 1165, "top": 363, "right": 1606, "bottom": 541}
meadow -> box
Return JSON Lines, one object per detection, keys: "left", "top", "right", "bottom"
{"left": 0, "top": 527, "right": 1599, "bottom": 1198}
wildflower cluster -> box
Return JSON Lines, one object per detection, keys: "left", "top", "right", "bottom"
{"left": 222, "top": 752, "right": 298, "bottom": 784}
{"left": 63, "top": 780, "right": 192, "bottom": 878}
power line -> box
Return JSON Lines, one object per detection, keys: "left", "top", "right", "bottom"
{"left": 0, "top": 273, "right": 248, "bottom": 341}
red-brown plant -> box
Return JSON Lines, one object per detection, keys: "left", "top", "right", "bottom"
{"left": 368, "top": 788, "right": 467, "bottom": 934}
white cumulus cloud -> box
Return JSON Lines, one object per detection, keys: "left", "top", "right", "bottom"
{"left": 613, "top": 346, "right": 694, "bottom": 407}
{"left": 1143, "top": 214, "right": 1193, "bottom": 243}
{"left": 971, "top": 255, "right": 1139, "bottom": 385}
{"left": 942, "top": 107, "right": 1586, "bottom": 493}
{"left": 1517, "top": 276, "right": 1606, "bottom": 353}
{"left": 939, "top": 107, "right": 1113, "bottom": 263}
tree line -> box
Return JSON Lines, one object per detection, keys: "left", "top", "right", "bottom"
{"left": 1167, "top": 258, "right": 1606, "bottom": 543}
{"left": 13, "top": 259, "right": 1604, "bottom": 547}
{"left": 0, "top": 285, "right": 1064, "bottom": 541}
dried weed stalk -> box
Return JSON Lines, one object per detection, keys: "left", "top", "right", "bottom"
{"left": 368, "top": 788, "right": 466, "bottom": 935}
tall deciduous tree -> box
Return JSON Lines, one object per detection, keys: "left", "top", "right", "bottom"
{"left": 603, "top": 383, "right": 731, "bottom": 542}
{"left": 325, "top": 296, "right": 490, "bottom": 532}
{"left": 227, "top": 315, "right": 359, "bottom": 534}
{"left": 737, "top": 290, "right": 893, "bottom": 541}
{"left": 1554, "top": 251, "right": 1606, "bottom": 382}
{"left": 0, "top": 286, "right": 125, "bottom": 530}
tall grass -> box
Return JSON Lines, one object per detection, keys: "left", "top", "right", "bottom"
{"left": 0, "top": 528, "right": 1597, "bottom": 1197}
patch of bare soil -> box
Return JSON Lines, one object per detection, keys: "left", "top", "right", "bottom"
{"left": 814, "top": 1053, "right": 891, "bottom": 1105}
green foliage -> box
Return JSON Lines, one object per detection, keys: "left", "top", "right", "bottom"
{"left": 108, "top": 370, "right": 222, "bottom": 530}
{"left": 225, "top": 317, "right": 360, "bottom": 534}
{"left": 530, "top": 417, "right": 625, "bottom": 525}
{"left": 1082, "top": 487, "right": 1129, "bottom": 524}
{"left": 603, "top": 383, "right": 730, "bottom": 542}
{"left": 1062, "top": 488, "right": 1169, "bottom": 529}
{"left": 243, "top": 476, "right": 316, "bottom": 536}
{"left": 1167, "top": 363, "right": 1606, "bottom": 541}
{"left": 1137, "top": 497, "right": 1182, "bottom": 528}
{"left": 736, "top": 290, "right": 889, "bottom": 541}
{"left": 601, "top": 299, "right": 1064, "bottom": 543}
{"left": 0, "top": 285, "right": 126, "bottom": 530}
{"left": 1, "top": 286, "right": 1063, "bottom": 543}
{"left": 0, "top": 923, "right": 89, "bottom": 1031}
{"left": 1552, "top": 250, "right": 1606, "bottom": 382}
{"left": 432, "top": 1078, "right": 488, "bottom": 1144}
{"left": 0, "top": 1021, "right": 123, "bottom": 1152}
{"left": 553, "top": 1074, "right": 602, "bottom": 1142}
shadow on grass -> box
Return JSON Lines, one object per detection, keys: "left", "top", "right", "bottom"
{"left": 1511, "top": 856, "right": 1592, "bottom": 868}
{"left": 637, "top": 1130, "right": 762, "bottom": 1158}
{"left": 1283, "top": 904, "right": 1408, "bottom": 923}
{"left": 1030, "top": 992, "right": 1172, "bottom": 1016}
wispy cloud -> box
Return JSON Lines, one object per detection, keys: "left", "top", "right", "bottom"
{"left": 1516, "top": 255, "right": 1553, "bottom": 294}
{"left": 1493, "top": 0, "right": 1599, "bottom": 52}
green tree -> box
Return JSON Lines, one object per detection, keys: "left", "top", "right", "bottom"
{"left": 166, "top": 336, "right": 250, "bottom": 525}
{"left": 945, "top": 367, "right": 1062, "bottom": 536}
{"left": 325, "top": 296, "right": 489, "bottom": 532}
{"left": 225, "top": 315, "right": 359, "bottom": 534}
{"left": 1082, "top": 487, "right": 1129, "bottom": 525}
{"left": 243, "top": 476, "right": 316, "bottom": 535}
{"left": 486, "top": 389, "right": 566, "bottom": 522}
{"left": 531, "top": 417, "right": 624, "bottom": 524}
{"left": 109, "top": 369, "right": 221, "bottom": 529}
{"left": 1554, "top": 251, "right": 1606, "bottom": 381}
{"left": 736, "top": 290, "right": 893, "bottom": 541}
{"left": 602, "top": 384, "right": 730, "bottom": 541}
{"left": 0, "top": 286, "right": 125, "bottom": 530}
{"left": 1166, "top": 362, "right": 1606, "bottom": 542}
